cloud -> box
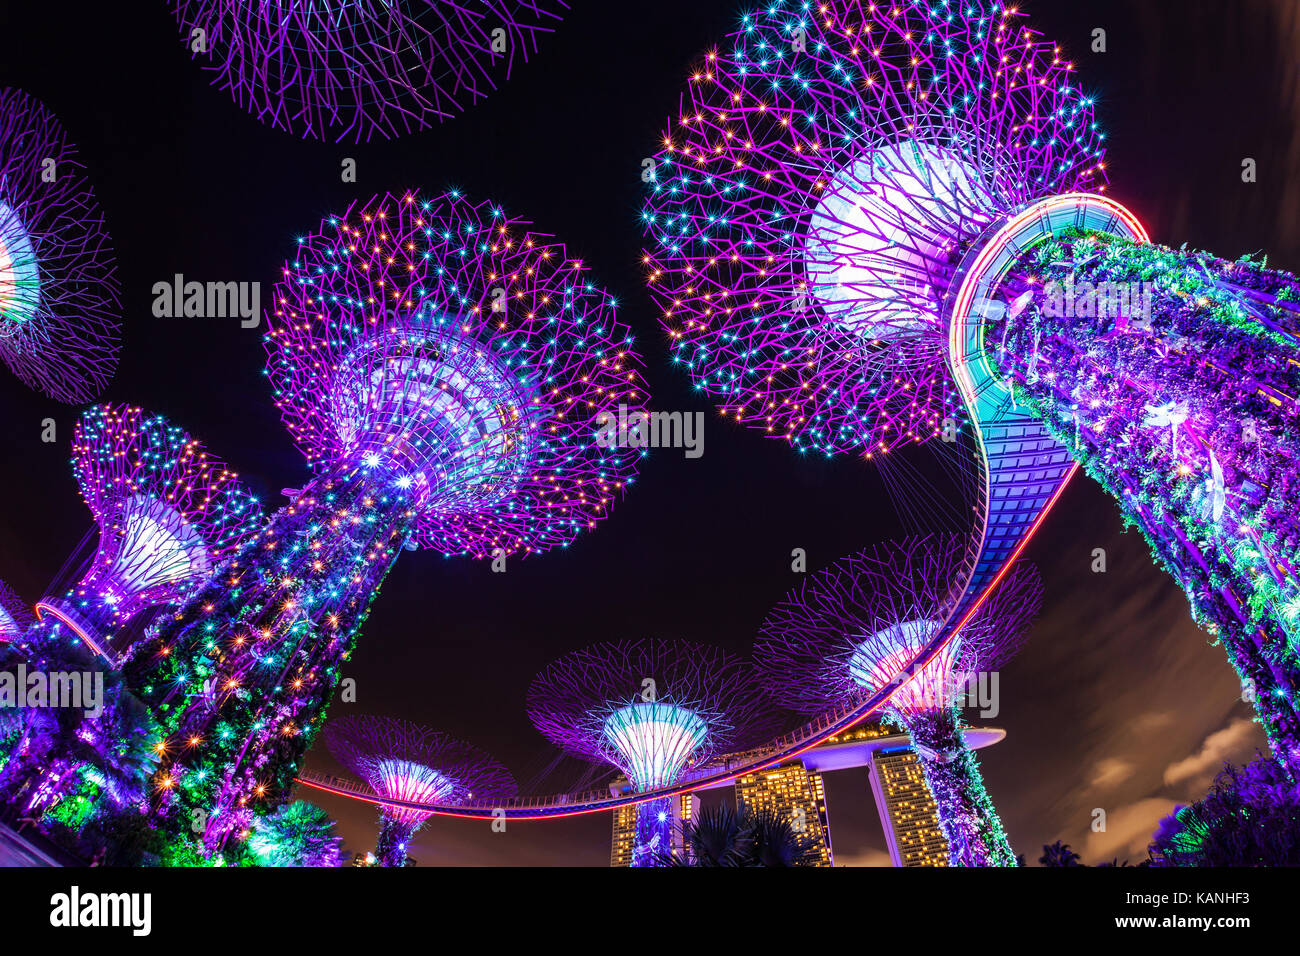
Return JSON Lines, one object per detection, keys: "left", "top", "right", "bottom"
{"left": 1162, "top": 718, "right": 1259, "bottom": 790}
{"left": 1132, "top": 711, "right": 1175, "bottom": 734}
{"left": 1089, "top": 757, "right": 1134, "bottom": 791}
{"left": 1079, "top": 798, "right": 1180, "bottom": 863}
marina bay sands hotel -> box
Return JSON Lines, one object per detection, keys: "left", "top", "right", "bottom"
{"left": 608, "top": 722, "right": 1005, "bottom": 867}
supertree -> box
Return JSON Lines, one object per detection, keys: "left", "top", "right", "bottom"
{"left": 120, "top": 190, "right": 646, "bottom": 857}
{"left": 755, "top": 537, "right": 1041, "bottom": 866}
{"left": 173, "top": 1, "right": 568, "bottom": 142}
{"left": 24, "top": 404, "right": 266, "bottom": 666}
{"left": 0, "top": 580, "right": 35, "bottom": 644}
{"left": 0, "top": 88, "right": 121, "bottom": 402}
{"left": 528, "top": 637, "right": 780, "bottom": 866}
{"left": 325, "top": 715, "right": 516, "bottom": 866}
{"left": 641, "top": 1, "right": 1300, "bottom": 771}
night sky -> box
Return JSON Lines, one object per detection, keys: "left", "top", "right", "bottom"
{"left": 0, "top": 0, "right": 1294, "bottom": 865}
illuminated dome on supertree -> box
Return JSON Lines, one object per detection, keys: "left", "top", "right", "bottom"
{"left": 26, "top": 404, "right": 266, "bottom": 666}
{"left": 121, "top": 190, "right": 646, "bottom": 856}
{"left": 528, "top": 637, "right": 778, "bottom": 866}
{"left": 326, "top": 714, "right": 516, "bottom": 866}
{"left": 755, "top": 536, "right": 1041, "bottom": 866}
{"left": 0, "top": 579, "right": 35, "bottom": 645}
{"left": 641, "top": 1, "right": 1300, "bottom": 773}
{"left": 0, "top": 87, "right": 121, "bottom": 402}
{"left": 173, "top": 0, "right": 568, "bottom": 142}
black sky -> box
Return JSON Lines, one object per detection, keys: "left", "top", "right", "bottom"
{"left": 0, "top": 0, "right": 1293, "bottom": 865}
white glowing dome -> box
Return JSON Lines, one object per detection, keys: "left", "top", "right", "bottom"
{"left": 602, "top": 701, "right": 709, "bottom": 791}
{"left": 0, "top": 200, "right": 40, "bottom": 328}
{"left": 803, "top": 140, "right": 992, "bottom": 341}
{"left": 330, "top": 320, "right": 535, "bottom": 508}
{"left": 847, "top": 617, "right": 963, "bottom": 715}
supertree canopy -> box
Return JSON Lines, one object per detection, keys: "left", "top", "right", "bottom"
{"left": 173, "top": 1, "right": 568, "bottom": 142}
{"left": 326, "top": 714, "right": 516, "bottom": 866}
{"left": 0, "top": 579, "right": 35, "bottom": 644}
{"left": 641, "top": 1, "right": 1103, "bottom": 457}
{"left": 0, "top": 88, "right": 121, "bottom": 402}
{"left": 755, "top": 537, "right": 1041, "bottom": 866}
{"left": 641, "top": 1, "right": 1300, "bottom": 772}
{"left": 528, "top": 637, "right": 778, "bottom": 866}
{"left": 28, "top": 404, "right": 266, "bottom": 664}
{"left": 120, "top": 190, "right": 646, "bottom": 857}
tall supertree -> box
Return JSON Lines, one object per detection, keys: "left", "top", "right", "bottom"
{"left": 173, "top": 1, "right": 568, "bottom": 142}
{"left": 122, "top": 191, "right": 646, "bottom": 856}
{"left": 27, "top": 404, "right": 266, "bottom": 665}
{"left": 325, "top": 715, "right": 516, "bottom": 866}
{"left": 528, "top": 638, "right": 779, "bottom": 866}
{"left": 754, "top": 537, "right": 1041, "bottom": 866}
{"left": 0, "top": 88, "right": 121, "bottom": 402}
{"left": 0, "top": 580, "right": 35, "bottom": 645}
{"left": 641, "top": 1, "right": 1300, "bottom": 771}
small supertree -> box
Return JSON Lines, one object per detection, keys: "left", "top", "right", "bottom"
{"left": 642, "top": 0, "right": 1300, "bottom": 772}
{"left": 528, "top": 638, "right": 779, "bottom": 866}
{"left": 1149, "top": 754, "right": 1300, "bottom": 867}
{"left": 755, "top": 537, "right": 1042, "bottom": 866}
{"left": 30, "top": 404, "right": 265, "bottom": 664}
{"left": 0, "top": 579, "right": 34, "bottom": 644}
{"left": 0, "top": 88, "right": 121, "bottom": 402}
{"left": 123, "top": 191, "right": 646, "bottom": 856}
{"left": 173, "top": 1, "right": 567, "bottom": 142}
{"left": 326, "top": 715, "right": 515, "bottom": 866}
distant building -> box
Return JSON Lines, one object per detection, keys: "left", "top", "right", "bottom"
{"left": 606, "top": 721, "right": 999, "bottom": 866}
{"left": 734, "top": 760, "right": 833, "bottom": 866}
{"left": 610, "top": 784, "right": 700, "bottom": 867}
{"left": 868, "top": 748, "right": 948, "bottom": 866}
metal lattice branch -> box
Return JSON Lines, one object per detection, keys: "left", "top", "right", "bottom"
{"left": 325, "top": 714, "right": 517, "bottom": 816}
{"left": 527, "top": 637, "right": 781, "bottom": 789}
{"left": 0, "top": 579, "right": 35, "bottom": 643}
{"left": 267, "top": 189, "right": 647, "bottom": 558}
{"left": 0, "top": 87, "right": 121, "bottom": 403}
{"left": 68, "top": 404, "right": 265, "bottom": 616}
{"left": 174, "top": 1, "right": 568, "bottom": 142}
{"left": 755, "top": 536, "right": 1041, "bottom": 718}
{"left": 640, "top": 0, "right": 1105, "bottom": 455}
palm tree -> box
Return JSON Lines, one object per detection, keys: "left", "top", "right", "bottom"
{"left": 1039, "top": 841, "right": 1083, "bottom": 866}
{"left": 652, "top": 803, "right": 810, "bottom": 866}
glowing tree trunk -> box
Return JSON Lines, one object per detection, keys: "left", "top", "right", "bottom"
{"left": 902, "top": 710, "right": 1016, "bottom": 867}
{"left": 126, "top": 464, "right": 415, "bottom": 848}
{"left": 632, "top": 796, "right": 675, "bottom": 867}
{"left": 376, "top": 816, "right": 418, "bottom": 867}
{"left": 992, "top": 230, "right": 1300, "bottom": 770}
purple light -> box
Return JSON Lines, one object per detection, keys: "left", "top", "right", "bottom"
{"left": 755, "top": 537, "right": 1042, "bottom": 866}
{"left": 267, "top": 190, "right": 648, "bottom": 559}
{"left": 125, "top": 190, "right": 646, "bottom": 855}
{"left": 46, "top": 404, "right": 265, "bottom": 649}
{"left": 640, "top": 2, "right": 1104, "bottom": 456}
{"left": 528, "top": 637, "right": 781, "bottom": 865}
{"left": 326, "top": 715, "right": 515, "bottom": 866}
{"left": 0, "top": 88, "right": 121, "bottom": 403}
{"left": 173, "top": 1, "right": 569, "bottom": 141}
